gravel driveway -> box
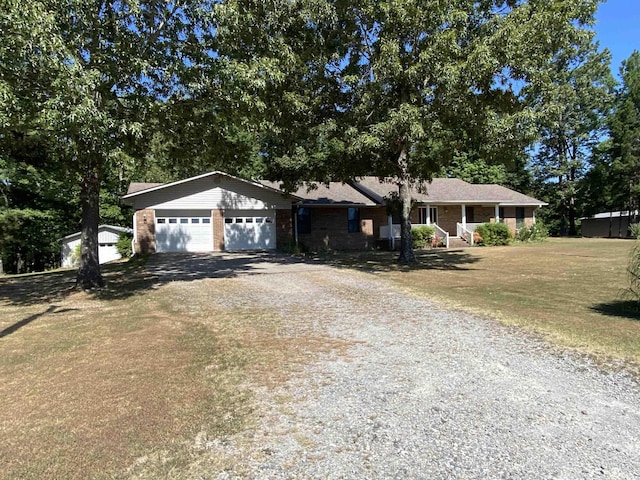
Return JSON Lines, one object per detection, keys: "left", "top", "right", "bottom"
{"left": 149, "top": 254, "right": 640, "bottom": 479}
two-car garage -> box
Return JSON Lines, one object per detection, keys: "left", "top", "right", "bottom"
{"left": 154, "top": 209, "right": 276, "bottom": 253}
{"left": 124, "top": 172, "right": 293, "bottom": 254}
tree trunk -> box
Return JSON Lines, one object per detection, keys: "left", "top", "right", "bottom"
{"left": 568, "top": 166, "right": 577, "bottom": 236}
{"left": 396, "top": 147, "right": 416, "bottom": 263}
{"left": 76, "top": 161, "right": 104, "bottom": 289}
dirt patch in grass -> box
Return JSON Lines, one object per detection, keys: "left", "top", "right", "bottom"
{"left": 0, "top": 267, "right": 348, "bottom": 479}
{"left": 316, "top": 238, "right": 640, "bottom": 373}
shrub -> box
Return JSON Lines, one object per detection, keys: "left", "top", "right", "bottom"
{"left": 630, "top": 223, "right": 640, "bottom": 239}
{"left": 71, "top": 244, "right": 81, "bottom": 267}
{"left": 116, "top": 232, "right": 134, "bottom": 258}
{"left": 411, "top": 225, "right": 436, "bottom": 249}
{"left": 474, "top": 222, "right": 512, "bottom": 246}
{"left": 516, "top": 222, "right": 549, "bottom": 242}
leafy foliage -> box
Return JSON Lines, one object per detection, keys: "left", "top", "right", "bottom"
{"left": 528, "top": 35, "right": 614, "bottom": 236}
{"left": 116, "top": 232, "right": 134, "bottom": 259}
{"left": 475, "top": 222, "right": 512, "bottom": 246}
{"left": 411, "top": 225, "right": 436, "bottom": 249}
{"left": 516, "top": 222, "right": 549, "bottom": 242}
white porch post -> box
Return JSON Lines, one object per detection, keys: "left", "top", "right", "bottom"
{"left": 533, "top": 207, "right": 537, "bottom": 223}
{"left": 461, "top": 204, "right": 467, "bottom": 229}
{"left": 495, "top": 204, "right": 500, "bottom": 223}
{"left": 388, "top": 214, "right": 395, "bottom": 250}
{"left": 426, "top": 204, "right": 431, "bottom": 225}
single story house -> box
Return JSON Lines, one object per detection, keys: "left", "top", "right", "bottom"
{"left": 580, "top": 210, "right": 639, "bottom": 238}
{"left": 122, "top": 171, "right": 546, "bottom": 253}
{"left": 61, "top": 225, "right": 131, "bottom": 267}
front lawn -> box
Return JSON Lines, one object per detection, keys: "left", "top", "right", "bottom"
{"left": 315, "top": 238, "right": 640, "bottom": 371}
{"left": 0, "top": 263, "right": 343, "bottom": 479}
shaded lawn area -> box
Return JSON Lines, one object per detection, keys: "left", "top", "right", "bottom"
{"left": 314, "top": 238, "right": 640, "bottom": 371}
{"left": 0, "top": 260, "right": 346, "bottom": 479}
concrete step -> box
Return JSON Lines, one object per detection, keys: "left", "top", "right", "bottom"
{"left": 448, "top": 237, "right": 470, "bottom": 248}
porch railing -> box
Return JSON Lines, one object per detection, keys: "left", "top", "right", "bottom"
{"left": 433, "top": 223, "right": 450, "bottom": 249}
{"left": 457, "top": 222, "right": 481, "bottom": 246}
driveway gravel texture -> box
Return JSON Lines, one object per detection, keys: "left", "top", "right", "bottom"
{"left": 149, "top": 254, "right": 640, "bottom": 479}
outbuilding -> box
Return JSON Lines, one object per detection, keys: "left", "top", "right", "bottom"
{"left": 60, "top": 225, "right": 131, "bottom": 267}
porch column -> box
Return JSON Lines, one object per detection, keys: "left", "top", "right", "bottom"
{"left": 461, "top": 204, "right": 466, "bottom": 229}
{"left": 426, "top": 204, "right": 431, "bottom": 225}
{"left": 495, "top": 204, "right": 500, "bottom": 223}
{"left": 388, "top": 214, "right": 395, "bottom": 250}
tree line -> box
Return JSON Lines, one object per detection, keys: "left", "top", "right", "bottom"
{"left": 0, "top": 1, "right": 638, "bottom": 284}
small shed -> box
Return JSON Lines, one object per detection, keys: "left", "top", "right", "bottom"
{"left": 61, "top": 225, "right": 132, "bottom": 268}
{"left": 580, "top": 211, "right": 638, "bottom": 238}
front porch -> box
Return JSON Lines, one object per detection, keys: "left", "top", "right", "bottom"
{"left": 378, "top": 203, "right": 522, "bottom": 248}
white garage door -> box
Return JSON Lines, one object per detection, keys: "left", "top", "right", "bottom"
{"left": 155, "top": 212, "right": 213, "bottom": 252}
{"left": 224, "top": 212, "right": 276, "bottom": 251}
{"left": 98, "top": 243, "right": 120, "bottom": 264}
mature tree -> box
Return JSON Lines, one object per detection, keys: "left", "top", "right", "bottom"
{"left": 439, "top": 157, "right": 509, "bottom": 185}
{"left": 0, "top": 132, "right": 80, "bottom": 273}
{"left": 581, "top": 51, "right": 640, "bottom": 233}
{"left": 607, "top": 51, "right": 640, "bottom": 225}
{"left": 269, "top": 0, "right": 601, "bottom": 262}
{"left": 0, "top": 0, "right": 214, "bottom": 287}
{"left": 528, "top": 35, "right": 614, "bottom": 236}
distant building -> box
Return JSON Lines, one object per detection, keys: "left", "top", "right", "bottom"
{"left": 580, "top": 211, "right": 638, "bottom": 238}
{"left": 60, "top": 225, "right": 131, "bottom": 267}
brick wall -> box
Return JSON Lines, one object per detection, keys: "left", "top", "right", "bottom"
{"left": 276, "top": 209, "right": 293, "bottom": 250}
{"left": 212, "top": 209, "right": 224, "bottom": 251}
{"left": 135, "top": 209, "right": 156, "bottom": 254}
{"left": 298, "top": 206, "right": 385, "bottom": 251}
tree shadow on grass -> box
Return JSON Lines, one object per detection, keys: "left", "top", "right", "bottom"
{"left": 307, "top": 249, "right": 481, "bottom": 273}
{"left": 0, "top": 248, "right": 481, "bottom": 307}
{"left": 591, "top": 300, "right": 640, "bottom": 321}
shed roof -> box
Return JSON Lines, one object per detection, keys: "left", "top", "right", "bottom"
{"left": 60, "top": 225, "right": 132, "bottom": 242}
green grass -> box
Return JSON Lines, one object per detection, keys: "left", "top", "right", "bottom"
{"left": 312, "top": 238, "right": 640, "bottom": 372}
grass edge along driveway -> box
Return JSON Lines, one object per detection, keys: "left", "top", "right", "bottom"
{"left": 316, "top": 237, "right": 640, "bottom": 374}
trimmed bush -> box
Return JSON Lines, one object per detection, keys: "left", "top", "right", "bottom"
{"left": 411, "top": 225, "right": 436, "bottom": 249}
{"left": 116, "top": 232, "right": 134, "bottom": 258}
{"left": 475, "top": 222, "right": 512, "bottom": 246}
{"left": 516, "top": 222, "right": 549, "bottom": 242}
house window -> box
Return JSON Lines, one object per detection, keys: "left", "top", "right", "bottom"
{"left": 466, "top": 206, "right": 475, "bottom": 223}
{"left": 418, "top": 207, "right": 438, "bottom": 224}
{"left": 157, "top": 218, "right": 166, "bottom": 224}
{"left": 516, "top": 207, "right": 526, "bottom": 228}
{"left": 180, "top": 218, "right": 188, "bottom": 224}
{"left": 297, "top": 207, "right": 311, "bottom": 234}
{"left": 348, "top": 208, "right": 361, "bottom": 233}
{"left": 202, "top": 218, "right": 211, "bottom": 224}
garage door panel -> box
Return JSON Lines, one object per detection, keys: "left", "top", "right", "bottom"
{"left": 224, "top": 213, "right": 275, "bottom": 251}
{"left": 155, "top": 212, "right": 212, "bottom": 252}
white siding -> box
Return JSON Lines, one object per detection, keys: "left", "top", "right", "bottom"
{"left": 132, "top": 176, "right": 292, "bottom": 211}
{"left": 61, "top": 238, "right": 81, "bottom": 268}
{"left": 98, "top": 229, "right": 122, "bottom": 243}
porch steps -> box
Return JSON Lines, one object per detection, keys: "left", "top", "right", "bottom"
{"left": 448, "top": 237, "right": 470, "bottom": 249}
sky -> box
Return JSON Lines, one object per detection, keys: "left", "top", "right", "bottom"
{"left": 594, "top": 1, "right": 640, "bottom": 76}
